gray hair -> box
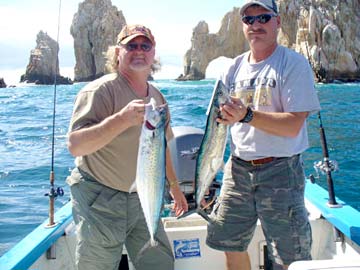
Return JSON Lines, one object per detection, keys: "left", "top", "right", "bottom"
{"left": 104, "top": 46, "right": 161, "bottom": 74}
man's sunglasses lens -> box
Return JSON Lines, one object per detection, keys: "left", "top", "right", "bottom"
{"left": 126, "top": 43, "right": 152, "bottom": 52}
{"left": 242, "top": 14, "right": 274, "bottom": 25}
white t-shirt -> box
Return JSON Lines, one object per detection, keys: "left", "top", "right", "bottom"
{"left": 221, "top": 45, "right": 321, "bottom": 160}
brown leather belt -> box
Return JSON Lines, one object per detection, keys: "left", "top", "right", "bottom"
{"left": 249, "top": 157, "right": 275, "bottom": 166}
{"left": 234, "top": 156, "right": 285, "bottom": 166}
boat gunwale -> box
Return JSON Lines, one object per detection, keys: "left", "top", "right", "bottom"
{"left": 305, "top": 180, "right": 360, "bottom": 246}
{"left": 0, "top": 202, "right": 73, "bottom": 270}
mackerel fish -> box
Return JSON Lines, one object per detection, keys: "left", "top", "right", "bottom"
{"left": 136, "top": 98, "right": 167, "bottom": 246}
{"left": 193, "top": 80, "right": 230, "bottom": 221}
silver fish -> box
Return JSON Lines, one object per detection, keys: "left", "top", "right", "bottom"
{"left": 194, "top": 80, "right": 230, "bottom": 220}
{"left": 136, "top": 98, "right": 167, "bottom": 246}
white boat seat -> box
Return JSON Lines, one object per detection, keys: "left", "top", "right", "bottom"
{"left": 289, "top": 259, "right": 360, "bottom": 270}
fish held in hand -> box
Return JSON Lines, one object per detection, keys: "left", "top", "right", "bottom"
{"left": 179, "top": 80, "right": 230, "bottom": 221}
{"left": 136, "top": 98, "right": 168, "bottom": 246}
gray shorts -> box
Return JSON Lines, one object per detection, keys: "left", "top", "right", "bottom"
{"left": 67, "top": 168, "right": 174, "bottom": 270}
{"left": 206, "top": 154, "right": 312, "bottom": 266}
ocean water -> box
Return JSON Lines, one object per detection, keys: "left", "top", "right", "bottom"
{"left": 0, "top": 79, "right": 359, "bottom": 256}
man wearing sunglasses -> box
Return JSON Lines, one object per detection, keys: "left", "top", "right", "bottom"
{"left": 66, "top": 24, "right": 188, "bottom": 270}
{"left": 206, "top": 1, "right": 320, "bottom": 270}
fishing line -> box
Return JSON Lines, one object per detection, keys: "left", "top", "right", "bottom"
{"left": 51, "top": 0, "right": 62, "bottom": 173}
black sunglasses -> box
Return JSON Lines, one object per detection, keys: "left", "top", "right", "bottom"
{"left": 242, "top": 14, "right": 277, "bottom": 25}
{"left": 124, "top": 42, "right": 152, "bottom": 52}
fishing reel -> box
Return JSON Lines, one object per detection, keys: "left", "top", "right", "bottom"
{"left": 308, "top": 158, "right": 339, "bottom": 183}
{"left": 44, "top": 186, "right": 64, "bottom": 199}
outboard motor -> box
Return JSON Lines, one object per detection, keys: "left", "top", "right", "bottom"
{"left": 167, "top": 126, "right": 220, "bottom": 212}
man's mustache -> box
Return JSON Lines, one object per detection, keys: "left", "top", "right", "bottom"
{"left": 248, "top": 29, "right": 266, "bottom": 34}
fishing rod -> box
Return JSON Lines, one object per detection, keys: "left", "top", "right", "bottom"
{"left": 299, "top": 15, "right": 340, "bottom": 207}
{"left": 44, "top": 0, "right": 64, "bottom": 228}
{"left": 310, "top": 113, "right": 340, "bottom": 207}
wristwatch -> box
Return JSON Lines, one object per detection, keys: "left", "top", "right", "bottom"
{"left": 239, "top": 106, "right": 253, "bottom": 123}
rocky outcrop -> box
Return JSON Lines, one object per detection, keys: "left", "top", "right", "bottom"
{"left": 181, "top": 0, "right": 360, "bottom": 82}
{"left": 0, "top": 78, "right": 6, "bottom": 88}
{"left": 178, "top": 8, "right": 247, "bottom": 81}
{"left": 20, "top": 31, "right": 72, "bottom": 85}
{"left": 279, "top": 0, "right": 359, "bottom": 82}
{"left": 71, "top": 0, "right": 126, "bottom": 82}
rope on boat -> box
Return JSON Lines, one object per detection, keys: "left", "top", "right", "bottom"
{"left": 299, "top": 15, "right": 339, "bottom": 207}
{"left": 44, "top": 0, "right": 64, "bottom": 228}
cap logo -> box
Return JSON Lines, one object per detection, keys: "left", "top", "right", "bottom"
{"left": 134, "top": 26, "right": 147, "bottom": 34}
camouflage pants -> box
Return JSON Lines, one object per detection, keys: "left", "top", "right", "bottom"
{"left": 206, "top": 154, "right": 312, "bottom": 267}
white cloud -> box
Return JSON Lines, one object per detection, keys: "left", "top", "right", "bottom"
{"left": 153, "top": 64, "right": 182, "bottom": 80}
{"left": 206, "top": 57, "right": 234, "bottom": 79}
{"left": 152, "top": 56, "right": 234, "bottom": 80}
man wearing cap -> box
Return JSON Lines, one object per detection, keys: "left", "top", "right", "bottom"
{"left": 206, "top": 1, "right": 320, "bottom": 269}
{"left": 66, "top": 24, "right": 188, "bottom": 270}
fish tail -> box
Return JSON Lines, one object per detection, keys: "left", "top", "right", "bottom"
{"left": 176, "top": 208, "right": 212, "bottom": 223}
{"left": 176, "top": 209, "right": 197, "bottom": 219}
{"left": 196, "top": 208, "right": 212, "bottom": 223}
{"left": 150, "top": 236, "right": 158, "bottom": 247}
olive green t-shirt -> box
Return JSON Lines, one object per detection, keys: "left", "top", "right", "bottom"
{"left": 68, "top": 73, "right": 173, "bottom": 192}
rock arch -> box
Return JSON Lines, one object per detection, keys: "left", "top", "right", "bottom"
{"left": 180, "top": 1, "right": 360, "bottom": 82}
{"left": 71, "top": 0, "right": 126, "bottom": 82}
{"left": 177, "top": 8, "right": 247, "bottom": 81}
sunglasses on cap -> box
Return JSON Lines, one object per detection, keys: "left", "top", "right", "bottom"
{"left": 123, "top": 42, "right": 152, "bottom": 52}
{"left": 242, "top": 14, "right": 277, "bottom": 25}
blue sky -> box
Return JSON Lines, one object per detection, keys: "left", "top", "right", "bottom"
{"left": 0, "top": 0, "right": 244, "bottom": 83}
